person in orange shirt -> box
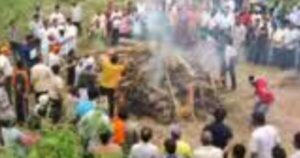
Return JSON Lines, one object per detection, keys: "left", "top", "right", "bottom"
{"left": 12, "top": 61, "right": 30, "bottom": 124}
{"left": 99, "top": 50, "right": 125, "bottom": 118}
{"left": 112, "top": 109, "right": 128, "bottom": 145}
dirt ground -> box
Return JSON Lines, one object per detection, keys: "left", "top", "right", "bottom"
{"left": 135, "top": 63, "right": 300, "bottom": 155}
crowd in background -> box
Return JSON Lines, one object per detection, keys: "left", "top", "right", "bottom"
{"left": 0, "top": 0, "right": 300, "bottom": 158}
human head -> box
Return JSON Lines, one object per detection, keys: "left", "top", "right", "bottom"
{"left": 248, "top": 75, "right": 256, "bottom": 86}
{"left": 232, "top": 144, "right": 246, "bottom": 158}
{"left": 51, "top": 65, "right": 60, "bottom": 75}
{"left": 55, "top": 4, "right": 60, "bottom": 12}
{"left": 251, "top": 112, "right": 266, "bottom": 127}
{"left": 170, "top": 124, "right": 181, "bottom": 140}
{"left": 201, "top": 130, "right": 213, "bottom": 146}
{"left": 33, "top": 14, "right": 40, "bottom": 22}
{"left": 164, "top": 138, "right": 177, "bottom": 155}
{"left": 87, "top": 87, "right": 99, "bottom": 101}
{"left": 99, "top": 132, "right": 112, "bottom": 145}
{"left": 294, "top": 132, "right": 300, "bottom": 149}
{"left": 16, "top": 60, "right": 24, "bottom": 69}
{"left": 111, "top": 54, "right": 119, "bottom": 64}
{"left": 117, "top": 108, "right": 128, "bottom": 120}
{"left": 272, "top": 145, "right": 286, "bottom": 158}
{"left": 213, "top": 108, "right": 227, "bottom": 123}
{"left": 140, "top": 127, "right": 153, "bottom": 143}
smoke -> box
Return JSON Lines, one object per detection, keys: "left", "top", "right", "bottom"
{"left": 132, "top": 0, "right": 226, "bottom": 87}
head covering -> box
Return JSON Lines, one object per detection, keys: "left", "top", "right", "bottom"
{"left": 0, "top": 45, "right": 11, "bottom": 56}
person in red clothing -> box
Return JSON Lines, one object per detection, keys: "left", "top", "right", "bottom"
{"left": 237, "top": 9, "right": 252, "bottom": 27}
{"left": 249, "top": 75, "right": 275, "bottom": 117}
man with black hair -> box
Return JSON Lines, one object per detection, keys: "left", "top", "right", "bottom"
{"left": 272, "top": 145, "right": 286, "bottom": 158}
{"left": 290, "top": 132, "right": 300, "bottom": 158}
{"left": 49, "top": 65, "right": 64, "bottom": 123}
{"left": 90, "top": 131, "right": 123, "bottom": 158}
{"left": 31, "top": 55, "right": 53, "bottom": 102}
{"left": 224, "top": 38, "right": 238, "bottom": 90}
{"left": 232, "top": 144, "right": 246, "bottom": 158}
{"left": 100, "top": 51, "right": 125, "bottom": 118}
{"left": 204, "top": 108, "right": 233, "bottom": 156}
{"left": 248, "top": 75, "right": 274, "bottom": 117}
{"left": 193, "top": 131, "right": 223, "bottom": 158}
{"left": 129, "top": 127, "right": 160, "bottom": 158}
{"left": 164, "top": 138, "right": 179, "bottom": 158}
{"left": 169, "top": 124, "right": 192, "bottom": 158}
{"left": 249, "top": 113, "right": 281, "bottom": 158}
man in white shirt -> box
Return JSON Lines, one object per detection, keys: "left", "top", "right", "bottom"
{"left": 291, "top": 132, "right": 300, "bottom": 158}
{"left": 49, "top": 4, "right": 66, "bottom": 25}
{"left": 31, "top": 57, "right": 53, "bottom": 102}
{"left": 250, "top": 113, "right": 281, "bottom": 158}
{"left": 0, "top": 47, "right": 13, "bottom": 103}
{"left": 29, "top": 14, "right": 44, "bottom": 39}
{"left": 224, "top": 39, "right": 238, "bottom": 90}
{"left": 65, "top": 18, "right": 78, "bottom": 55}
{"left": 49, "top": 65, "right": 64, "bottom": 123}
{"left": 283, "top": 24, "right": 300, "bottom": 70}
{"left": 129, "top": 127, "right": 160, "bottom": 158}
{"left": 193, "top": 130, "right": 223, "bottom": 158}
{"left": 110, "top": 8, "right": 122, "bottom": 45}
{"left": 71, "top": 2, "right": 82, "bottom": 35}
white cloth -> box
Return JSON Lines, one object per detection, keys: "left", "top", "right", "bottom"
{"left": 49, "top": 12, "right": 66, "bottom": 25}
{"left": 284, "top": 28, "right": 300, "bottom": 50}
{"left": 31, "top": 63, "right": 53, "bottom": 93}
{"left": 232, "top": 24, "right": 247, "bottom": 46}
{"left": 193, "top": 146, "right": 223, "bottom": 158}
{"left": 72, "top": 4, "right": 82, "bottom": 22}
{"left": 129, "top": 142, "right": 160, "bottom": 158}
{"left": 48, "top": 53, "right": 63, "bottom": 67}
{"left": 0, "top": 55, "right": 13, "bottom": 77}
{"left": 65, "top": 24, "right": 78, "bottom": 53}
{"left": 111, "top": 11, "right": 122, "bottom": 29}
{"left": 249, "top": 125, "right": 281, "bottom": 158}
{"left": 49, "top": 75, "right": 64, "bottom": 100}
{"left": 290, "top": 151, "right": 300, "bottom": 158}
{"left": 225, "top": 45, "right": 238, "bottom": 66}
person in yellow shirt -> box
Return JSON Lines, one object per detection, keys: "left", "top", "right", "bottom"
{"left": 169, "top": 124, "right": 192, "bottom": 158}
{"left": 100, "top": 52, "right": 125, "bottom": 118}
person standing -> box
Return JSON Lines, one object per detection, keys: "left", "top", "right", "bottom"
{"left": 249, "top": 113, "right": 281, "bottom": 158}
{"left": 99, "top": 51, "right": 125, "bottom": 118}
{"left": 90, "top": 132, "right": 123, "bottom": 158}
{"left": 193, "top": 131, "right": 223, "bottom": 158}
{"left": 49, "top": 65, "right": 64, "bottom": 123}
{"left": 31, "top": 56, "right": 53, "bottom": 102}
{"left": 71, "top": 2, "right": 82, "bottom": 35}
{"left": 164, "top": 138, "right": 180, "bottom": 158}
{"left": 0, "top": 46, "right": 13, "bottom": 104}
{"left": 224, "top": 39, "right": 238, "bottom": 90}
{"left": 129, "top": 127, "right": 160, "bottom": 158}
{"left": 169, "top": 124, "right": 192, "bottom": 158}
{"left": 204, "top": 108, "right": 233, "bottom": 157}
{"left": 232, "top": 144, "right": 246, "bottom": 158}
{"left": 290, "top": 132, "right": 300, "bottom": 158}
{"left": 110, "top": 7, "right": 122, "bottom": 45}
{"left": 248, "top": 75, "right": 275, "bottom": 117}
{"left": 12, "top": 61, "right": 30, "bottom": 125}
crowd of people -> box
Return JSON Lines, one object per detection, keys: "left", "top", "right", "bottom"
{"left": 0, "top": 0, "right": 300, "bottom": 158}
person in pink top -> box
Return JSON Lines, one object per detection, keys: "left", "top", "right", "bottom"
{"left": 249, "top": 75, "right": 275, "bottom": 117}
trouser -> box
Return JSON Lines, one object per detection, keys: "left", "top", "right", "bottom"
{"left": 100, "top": 86, "right": 115, "bottom": 118}
{"left": 226, "top": 59, "right": 237, "bottom": 90}
{"left": 15, "top": 93, "right": 28, "bottom": 123}
{"left": 111, "top": 28, "right": 120, "bottom": 46}
{"left": 50, "top": 99, "right": 62, "bottom": 124}
{"left": 253, "top": 101, "right": 270, "bottom": 117}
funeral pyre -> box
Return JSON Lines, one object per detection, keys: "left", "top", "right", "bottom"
{"left": 116, "top": 41, "right": 223, "bottom": 124}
